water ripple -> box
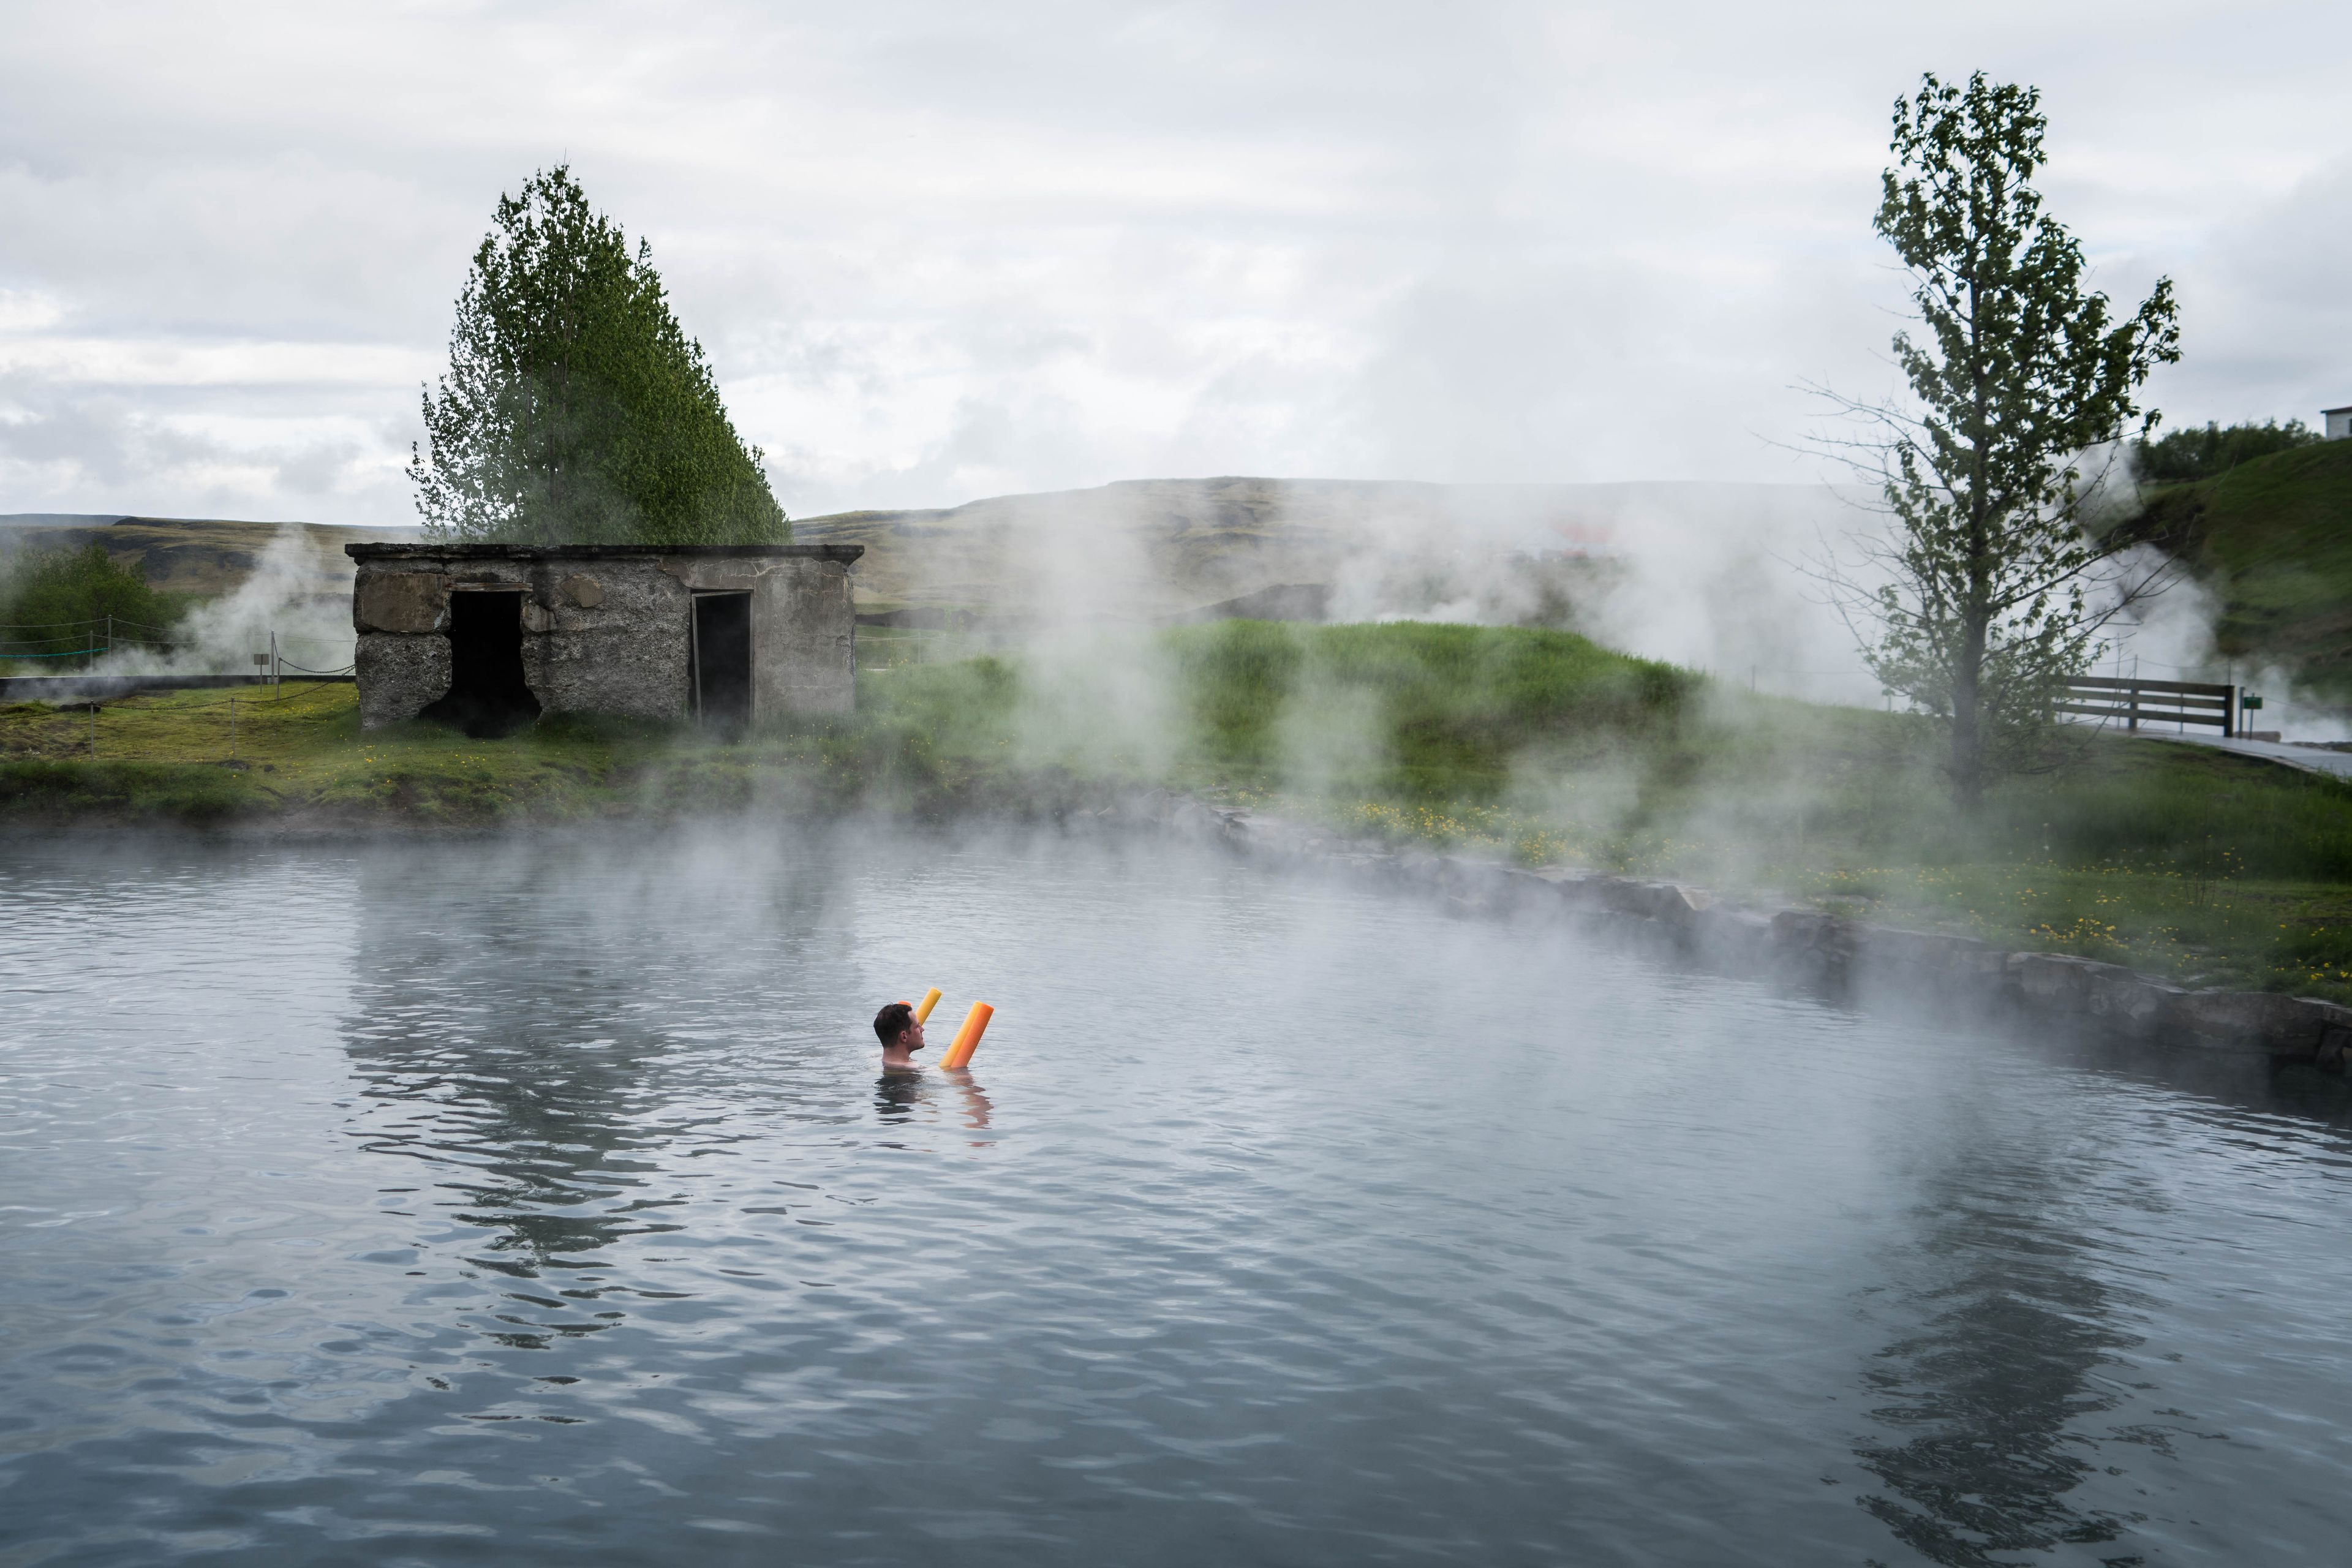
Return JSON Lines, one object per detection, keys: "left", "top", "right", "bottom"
{"left": 2, "top": 829, "right": 2349, "bottom": 1565}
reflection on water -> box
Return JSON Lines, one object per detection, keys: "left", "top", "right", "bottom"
{"left": 1855, "top": 1156, "right": 2149, "bottom": 1565}
{"left": 3, "top": 829, "right": 2351, "bottom": 1566}
{"left": 875, "top": 1069, "right": 994, "bottom": 1136}
{"left": 341, "top": 859, "right": 685, "bottom": 1276}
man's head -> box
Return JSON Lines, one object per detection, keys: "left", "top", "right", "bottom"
{"left": 873, "top": 1001, "right": 924, "bottom": 1052}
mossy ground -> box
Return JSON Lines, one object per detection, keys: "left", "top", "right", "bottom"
{"left": 7, "top": 622, "right": 2351, "bottom": 999}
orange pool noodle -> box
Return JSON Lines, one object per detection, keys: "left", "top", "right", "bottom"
{"left": 941, "top": 1002, "right": 993, "bottom": 1069}
{"left": 914, "top": 987, "right": 943, "bottom": 1025}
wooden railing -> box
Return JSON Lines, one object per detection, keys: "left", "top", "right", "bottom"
{"left": 2057, "top": 675, "right": 2236, "bottom": 736}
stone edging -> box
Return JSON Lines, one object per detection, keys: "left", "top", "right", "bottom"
{"left": 1129, "top": 794, "right": 2352, "bottom": 1071}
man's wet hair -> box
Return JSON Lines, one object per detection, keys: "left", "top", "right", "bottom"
{"left": 874, "top": 1001, "right": 916, "bottom": 1046}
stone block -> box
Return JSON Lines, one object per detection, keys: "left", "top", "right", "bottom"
{"left": 1692, "top": 906, "right": 1774, "bottom": 967}
{"left": 2087, "top": 972, "right": 2184, "bottom": 1038}
{"left": 2007, "top": 953, "right": 2133, "bottom": 1014}
{"left": 1547, "top": 876, "right": 1610, "bottom": 912}
{"left": 1851, "top": 930, "right": 2001, "bottom": 1005}
{"left": 1771, "top": 910, "right": 1850, "bottom": 954}
{"left": 2170, "top": 991, "right": 2321, "bottom": 1055}
{"left": 354, "top": 571, "right": 447, "bottom": 634}
{"left": 1958, "top": 946, "right": 2012, "bottom": 993}
{"left": 1858, "top": 928, "right": 1969, "bottom": 971}
{"left": 354, "top": 633, "right": 451, "bottom": 728}
{"left": 1596, "top": 878, "right": 1658, "bottom": 918}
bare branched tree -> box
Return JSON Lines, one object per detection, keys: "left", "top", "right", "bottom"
{"left": 1811, "top": 73, "right": 2180, "bottom": 809}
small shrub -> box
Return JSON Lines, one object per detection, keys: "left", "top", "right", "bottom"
{"left": 1, "top": 544, "right": 185, "bottom": 667}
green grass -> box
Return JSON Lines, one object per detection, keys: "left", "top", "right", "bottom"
{"left": 7, "top": 622, "right": 2352, "bottom": 998}
{"left": 1170, "top": 620, "right": 1692, "bottom": 797}
{"left": 2125, "top": 438, "right": 2352, "bottom": 697}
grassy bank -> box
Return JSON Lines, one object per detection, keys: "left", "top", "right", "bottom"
{"left": 7, "top": 622, "right": 2352, "bottom": 999}
{"left": 2125, "top": 438, "right": 2352, "bottom": 699}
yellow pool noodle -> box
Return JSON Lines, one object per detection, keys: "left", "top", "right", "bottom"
{"left": 914, "top": 987, "right": 943, "bottom": 1025}
{"left": 941, "top": 1002, "right": 994, "bottom": 1069}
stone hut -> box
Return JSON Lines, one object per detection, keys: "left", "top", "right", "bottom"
{"left": 347, "top": 542, "right": 863, "bottom": 734}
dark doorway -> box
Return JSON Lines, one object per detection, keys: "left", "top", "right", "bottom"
{"left": 692, "top": 593, "right": 753, "bottom": 733}
{"left": 421, "top": 589, "right": 542, "bottom": 738}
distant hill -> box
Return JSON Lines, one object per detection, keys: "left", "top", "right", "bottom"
{"left": 0, "top": 481, "right": 1860, "bottom": 677}
{"left": 0, "top": 515, "right": 415, "bottom": 601}
{"left": 791, "top": 476, "right": 1842, "bottom": 629}
{"left": 0, "top": 512, "right": 132, "bottom": 530}
{"left": 2124, "top": 440, "right": 2352, "bottom": 698}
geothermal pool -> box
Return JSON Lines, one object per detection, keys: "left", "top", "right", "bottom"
{"left": 2, "top": 832, "right": 2349, "bottom": 1566}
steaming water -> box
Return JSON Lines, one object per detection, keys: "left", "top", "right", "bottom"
{"left": 4, "top": 832, "right": 2349, "bottom": 1566}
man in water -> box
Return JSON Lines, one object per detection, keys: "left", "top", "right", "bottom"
{"left": 874, "top": 1001, "right": 927, "bottom": 1071}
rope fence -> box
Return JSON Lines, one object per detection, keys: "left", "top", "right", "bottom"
{"left": 3, "top": 617, "right": 355, "bottom": 674}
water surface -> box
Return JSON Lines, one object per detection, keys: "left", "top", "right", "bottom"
{"left": 2, "top": 829, "right": 2348, "bottom": 1565}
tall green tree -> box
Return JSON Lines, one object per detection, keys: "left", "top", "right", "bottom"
{"left": 1819, "top": 73, "right": 2180, "bottom": 808}
{"left": 410, "top": 165, "right": 787, "bottom": 545}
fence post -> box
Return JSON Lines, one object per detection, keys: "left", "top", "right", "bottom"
{"left": 2127, "top": 682, "right": 2139, "bottom": 732}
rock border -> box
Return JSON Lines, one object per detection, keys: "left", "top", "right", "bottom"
{"left": 1126, "top": 793, "right": 2352, "bottom": 1071}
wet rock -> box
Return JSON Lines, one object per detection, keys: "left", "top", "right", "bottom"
{"left": 1146, "top": 790, "right": 2352, "bottom": 1065}
{"left": 2086, "top": 972, "right": 2185, "bottom": 1038}
{"left": 1594, "top": 878, "right": 1665, "bottom": 920}
{"left": 2169, "top": 992, "right": 2336, "bottom": 1057}
{"left": 2005, "top": 952, "right": 2135, "bottom": 1014}
{"left": 1853, "top": 929, "right": 2005, "bottom": 1009}
{"left": 1771, "top": 910, "right": 1852, "bottom": 957}
{"left": 1546, "top": 876, "right": 1611, "bottom": 913}
{"left": 1692, "top": 905, "right": 1774, "bottom": 966}
{"left": 1434, "top": 856, "right": 1515, "bottom": 906}
{"left": 1636, "top": 883, "right": 1711, "bottom": 921}
{"left": 1771, "top": 910, "right": 1855, "bottom": 985}
{"left": 1858, "top": 927, "right": 1975, "bottom": 971}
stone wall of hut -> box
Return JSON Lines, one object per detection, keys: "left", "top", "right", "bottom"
{"left": 347, "top": 543, "right": 861, "bottom": 730}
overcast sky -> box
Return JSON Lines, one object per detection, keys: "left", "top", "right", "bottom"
{"left": 0, "top": 1, "right": 2343, "bottom": 524}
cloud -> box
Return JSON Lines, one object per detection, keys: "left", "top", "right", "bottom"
{"left": 0, "top": 1, "right": 2343, "bottom": 522}
{"left": 0, "top": 375, "right": 409, "bottom": 520}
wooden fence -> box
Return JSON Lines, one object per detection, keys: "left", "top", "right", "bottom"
{"left": 2056, "top": 675, "right": 2237, "bottom": 736}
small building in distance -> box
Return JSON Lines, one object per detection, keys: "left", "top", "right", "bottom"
{"left": 2326, "top": 405, "right": 2352, "bottom": 440}
{"left": 347, "top": 542, "right": 862, "bottom": 734}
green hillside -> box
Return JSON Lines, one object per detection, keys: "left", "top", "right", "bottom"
{"left": 2127, "top": 439, "right": 2352, "bottom": 697}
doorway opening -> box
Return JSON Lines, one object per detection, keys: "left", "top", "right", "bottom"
{"left": 421, "top": 589, "right": 541, "bottom": 738}
{"left": 692, "top": 592, "right": 753, "bottom": 733}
